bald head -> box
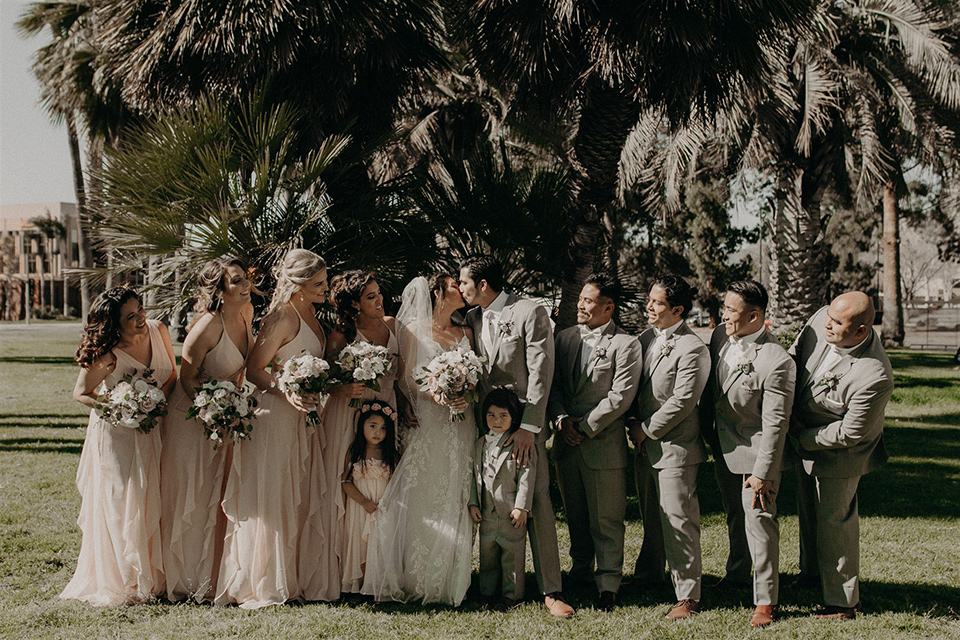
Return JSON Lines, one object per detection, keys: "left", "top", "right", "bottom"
{"left": 825, "top": 291, "right": 875, "bottom": 347}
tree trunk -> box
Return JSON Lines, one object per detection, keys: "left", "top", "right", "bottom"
{"left": 768, "top": 161, "right": 830, "bottom": 330}
{"left": 881, "top": 179, "right": 905, "bottom": 347}
{"left": 557, "top": 82, "right": 640, "bottom": 330}
{"left": 67, "top": 111, "right": 93, "bottom": 318}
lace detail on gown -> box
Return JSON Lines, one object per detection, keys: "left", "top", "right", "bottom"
{"left": 362, "top": 336, "right": 477, "bottom": 605}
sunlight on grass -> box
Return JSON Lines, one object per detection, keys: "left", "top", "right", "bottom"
{"left": 1, "top": 325, "right": 958, "bottom": 638}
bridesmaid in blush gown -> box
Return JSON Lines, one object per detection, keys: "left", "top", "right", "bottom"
{"left": 160, "top": 259, "right": 254, "bottom": 602}
{"left": 216, "top": 249, "right": 330, "bottom": 609}
{"left": 61, "top": 287, "right": 177, "bottom": 605}
{"left": 309, "top": 271, "right": 400, "bottom": 601}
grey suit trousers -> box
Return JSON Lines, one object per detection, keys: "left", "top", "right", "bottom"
{"left": 633, "top": 457, "right": 667, "bottom": 583}
{"left": 713, "top": 452, "right": 752, "bottom": 584}
{"left": 797, "top": 468, "right": 862, "bottom": 608}
{"left": 717, "top": 465, "right": 782, "bottom": 606}
{"left": 529, "top": 439, "right": 562, "bottom": 595}
{"left": 555, "top": 449, "right": 627, "bottom": 593}
{"left": 478, "top": 496, "right": 527, "bottom": 601}
{"left": 644, "top": 461, "right": 702, "bottom": 601}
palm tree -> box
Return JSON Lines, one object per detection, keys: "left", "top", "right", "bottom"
{"left": 461, "top": 0, "right": 814, "bottom": 328}
{"left": 634, "top": 0, "right": 960, "bottom": 331}
{"left": 89, "top": 91, "right": 439, "bottom": 313}
{"left": 18, "top": 1, "right": 135, "bottom": 318}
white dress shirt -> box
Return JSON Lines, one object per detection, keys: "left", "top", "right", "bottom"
{"left": 481, "top": 291, "right": 510, "bottom": 357}
{"left": 643, "top": 319, "right": 683, "bottom": 375}
{"left": 812, "top": 335, "right": 864, "bottom": 381}
{"left": 719, "top": 324, "right": 766, "bottom": 381}
{"left": 578, "top": 320, "right": 612, "bottom": 372}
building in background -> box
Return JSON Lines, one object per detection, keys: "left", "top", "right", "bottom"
{"left": 0, "top": 202, "right": 80, "bottom": 321}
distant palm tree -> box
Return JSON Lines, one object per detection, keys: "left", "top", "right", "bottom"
{"left": 18, "top": 0, "right": 134, "bottom": 318}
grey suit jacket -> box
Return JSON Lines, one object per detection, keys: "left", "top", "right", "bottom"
{"left": 469, "top": 432, "right": 536, "bottom": 519}
{"left": 466, "top": 294, "right": 555, "bottom": 435}
{"left": 548, "top": 322, "right": 642, "bottom": 470}
{"left": 701, "top": 325, "right": 797, "bottom": 479}
{"left": 790, "top": 306, "right": 894, "bottom": 478}
{"left": 633, "top": 322, "right": 710, "bottom": 469}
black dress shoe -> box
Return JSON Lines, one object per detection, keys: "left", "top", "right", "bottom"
{"left": 790, "top": 573, "right": 821, "bottom": 589}
{"left": 596, "top": 591, "right": 617, "bottom": 611}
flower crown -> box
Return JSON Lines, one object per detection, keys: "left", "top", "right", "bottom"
{"left": 361, "top": 402, "right": 395, "bottom": 419}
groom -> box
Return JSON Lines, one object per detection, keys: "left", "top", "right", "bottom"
{"left": 459, "top": 255, "right": 573, "bottom": 618}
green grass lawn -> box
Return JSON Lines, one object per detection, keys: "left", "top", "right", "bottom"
{"left": 1, "top": 324, "right": 958, "bottom": 638}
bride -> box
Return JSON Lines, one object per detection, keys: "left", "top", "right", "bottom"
{"left": 362, "top": 273, "right": 477, "bottom": 606}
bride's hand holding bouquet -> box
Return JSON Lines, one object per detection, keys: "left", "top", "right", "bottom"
{"left": 414, "top": 346, "right": 485, "bottom": 422}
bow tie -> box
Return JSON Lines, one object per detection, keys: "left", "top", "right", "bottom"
{"left": 580, "top": 325, "right": 603, "bottom": 339}
{"left": 485, "top": 432, "right": 502, "bottom": 444}
{"left": 728, "top": 335, "right": 746, "bottom": 350}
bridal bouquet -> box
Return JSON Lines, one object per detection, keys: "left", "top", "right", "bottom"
{"left": 415, "top": 346, "right": 485, "bottom": 422}
{"left": 95, "top": 369, "right": 167, "bottom": 434}
{"left": 186, "top": 377, "right": 258, "bottom": 447}
{"left": 334, "top": 341, "right": 394, "bottom": 408}
{"left": 276, "top": 351, "right": 333, "bottom": 426}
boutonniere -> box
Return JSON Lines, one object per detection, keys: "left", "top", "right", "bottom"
{"left": 659, "top": 338, "right": 675, "bottom": 359}
{"left": 817, "top": 372, "right": 844, "bottom": 390}
{"left": 594, "top": 346, "right": 608, "bottom": 361}
{"left": 497, "top": 319, "right": 514, "bottom": 336}
{"left": 735, "top": 359, "right": 754, "bottom": 376}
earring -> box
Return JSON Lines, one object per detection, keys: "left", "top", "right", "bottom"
{"left": 299, "top": 292, "right": 305, "bottom": 303}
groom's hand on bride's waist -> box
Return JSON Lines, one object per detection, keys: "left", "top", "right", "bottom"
{"left": 505, "top": 428, "right": 535, "bottom": 467}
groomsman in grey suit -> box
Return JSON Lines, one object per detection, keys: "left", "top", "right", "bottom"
{"left": 628, "top": 275, "right": 710, "bottom": 620}
{"left": 548, "top": 273, "right": 642, "bottom": 611}
{"left": 790, "top": 292, "right": 893, "bottom": 620}
{"left": 700, "top": 281, "right": 796, "bottom": 628}
{"left": 459, "top": 255, "right": 573, "bottom": 618}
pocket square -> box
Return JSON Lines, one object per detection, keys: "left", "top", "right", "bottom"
{"left": 821, "top": 397, "right": 844, "bottom": 411}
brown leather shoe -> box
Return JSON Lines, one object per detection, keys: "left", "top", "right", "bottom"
{"left": 815, "top": 604, "right": 858, "bottom": 620}
{"left": 750, "top": 605, "right": 776, "bottom": 627}
{"left": 544, "top": 593, "right": 574, "bottom": 618}
{"left": 665, "top": 599, "right": 700, "bottom": 619}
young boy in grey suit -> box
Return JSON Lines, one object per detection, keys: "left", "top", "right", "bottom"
{"left": 469, "top": 387, "right": 536, "bottom": 609}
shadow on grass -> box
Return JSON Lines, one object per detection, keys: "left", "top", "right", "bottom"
{"left": 0, "top": 356, "right": 76, "bottom": 365}
{"left": 892, "top": 376, "right": 960, "bottom": 390}
{"left": 0, "top": 437, "right": 83, "bottom": 455}
{"left": 887, "top": 350, "right": 955, "bottom": 370}
{"left": 0, "top": 415, "right": 88, "bottom": 429}
{"left": 498, "top": 572, "right": 960, "bottom": 618}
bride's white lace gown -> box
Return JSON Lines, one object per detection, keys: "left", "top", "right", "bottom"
{"left": 362, "top": 293, "right": 477, "bottom": 605}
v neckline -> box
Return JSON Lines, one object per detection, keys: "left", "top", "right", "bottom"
{"left": 217, "top": 311, "right": 250, "bottom": 360}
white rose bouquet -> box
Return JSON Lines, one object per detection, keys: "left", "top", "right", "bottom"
{"left": 95, "top": 369, "right": 168, "bottom": 434}
{"left": 276, "top": 351, "right": 333, "bottom": 426}
{"left": 186, "top": 376, "right": 258, "bottom": 447}
{"left": 415, "top": 346, "right": 485, "bottom": 422}
{"left": 334, "top": 341, "right": 395, "bottom": 408}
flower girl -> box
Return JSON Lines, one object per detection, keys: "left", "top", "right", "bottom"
{"left": 341, "top": 403, "right": 399, "bottom": 594}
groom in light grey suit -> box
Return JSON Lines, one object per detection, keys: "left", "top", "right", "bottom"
{"left": 459, "top": 255, "right": 572, "bottom": 618}
{"left": 628, "top": 275, "right": 710, "bottom": 620}
{"left": 789, "top": 292, "right": 893, "bottom": 620}
{"left": 548, "top": 273, "right": 642, "bottom": 611}
{"left": 700, "top": 281, "right": 796, "bottom": 628}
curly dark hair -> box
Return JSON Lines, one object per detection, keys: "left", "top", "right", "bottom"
{"left": 76, "top": 287, "right": 142, "bottom": 369}
{"left": 330, "top": 270, "right": 378, "bottom": 342}
{"left": 347, "top": 403, "right": 399, "bottom": 475}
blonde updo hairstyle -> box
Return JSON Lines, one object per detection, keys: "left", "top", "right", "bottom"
{"left": 266, "top": 249, "right": 327, "bottom": 316}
